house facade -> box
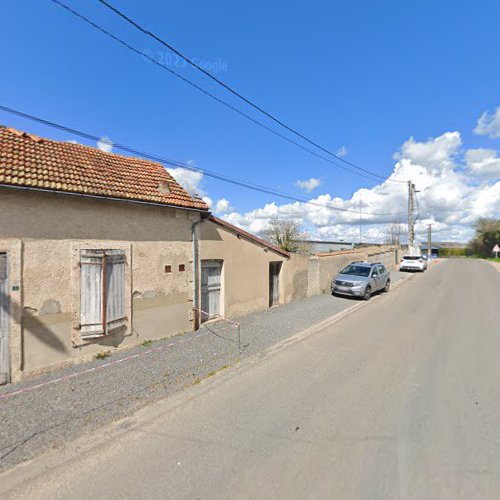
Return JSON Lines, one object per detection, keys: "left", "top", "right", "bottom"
{"left": 197, "top": 216, "right": 290, "bottom": 321}
{"left": 0, "top": 126, "right": 209, "bottom": 382}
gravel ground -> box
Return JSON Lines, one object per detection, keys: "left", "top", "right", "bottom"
{"left": 0, "top": 270, "right": 410, "bottom": 472}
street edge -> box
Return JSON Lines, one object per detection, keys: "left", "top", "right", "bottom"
{"left": 0, "top": 272, "right": 417, "bottom": 495}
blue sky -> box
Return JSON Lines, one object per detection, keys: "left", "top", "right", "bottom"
{"left": 2, "top": 0, "right": 500, "bottom": 241}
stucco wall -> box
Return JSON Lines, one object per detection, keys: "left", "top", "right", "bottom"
{"left": 0, "top": 188, "right": 402, "bottom": 381}
{"left": 281, "top": 254, "right": 309, "bottom": 302}
{"left": 0, "top": 189, "right": 199, "bottom": 378}
{"left": 198, "top": 221, "right": 287, "bottom": 318}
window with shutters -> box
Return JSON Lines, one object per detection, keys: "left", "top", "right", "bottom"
{"left": 80, "top": 249, "right": 127, "bottom": 339}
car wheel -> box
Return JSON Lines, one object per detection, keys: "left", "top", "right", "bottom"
{"left": 363, "top": 286, "right": 372, "bottom": 301}
{"left": 384, "top": 279, "right": 390, "bottom": 292}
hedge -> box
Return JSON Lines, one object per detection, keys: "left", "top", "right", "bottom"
{"left": 439, "top": 248, "right": 468, "bottom": 257}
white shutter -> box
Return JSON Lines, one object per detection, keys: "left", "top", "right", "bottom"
{"left": 80, "top": 250, "right": 105, "bottom": 338}
{"left": 105, "top": 250, "right": 126, "bottom": 331}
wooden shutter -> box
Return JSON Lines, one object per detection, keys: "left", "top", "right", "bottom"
{"left": 105, "top": 250, "right": 126, "bottom": 332}
{"left": 80, "top": 250, "right": 105, "bottom": 338}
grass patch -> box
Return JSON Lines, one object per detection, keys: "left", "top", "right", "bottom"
{"left": 191, "top": 365, "right": 232, "bottom": 387}
{"left": 141, "top": 339, "right": 153, "bottom": 347}
{"left": 95, "top": 350, "right": 112, "bottom": 360}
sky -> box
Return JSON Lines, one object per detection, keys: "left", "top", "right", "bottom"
{"left": 1, "top": 0, "right": 500, "bottom": 243}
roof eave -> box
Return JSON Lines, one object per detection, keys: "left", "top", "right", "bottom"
{"left": 0, "top": 183, "right": 211, "bottom": 213}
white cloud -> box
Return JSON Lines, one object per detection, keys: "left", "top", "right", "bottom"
{"left": 469, "top": 182, "right": 500, "bottom": 219}
{"left": 214, "top": 198, "right": 234, "bottom": 214}
{"left": 165, "top": 119, "right": 500, "bottom": 244}
{"left": 218, "top": 130, "right": 500, "bottom": 244}
{"left": 337, "top": 146, "right": 349, "bottom": 157}
{"left": 97, "top": 135, "right": 113, "bottom": 153}
{"left": 295, "top": 177, "right": 322, "bottom": 192}
{"left": 474, "top": 107, "right": 500, "bottom": 138}
{"left": 465, "top": 148, "right": 500, "bottom": 179}
{"left": 202, "top": 196, "right": 213, "bottom": 208}
{"left": 394, "top": 132, "right": 461, "bottom": 172}
{"left": 166, "top": 167, "right": 204, "bottom": 196}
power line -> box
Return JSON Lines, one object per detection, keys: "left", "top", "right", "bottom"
{"left": 95, "top": 0, "right": 407, "bottom": 184}
{"left": 48, "top": 0, "right": 405, "bottom": 185}
{"left": 0, "top": 103, "right": 406, "bottom": 217}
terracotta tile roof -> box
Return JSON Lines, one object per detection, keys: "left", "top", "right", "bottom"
{"left": 209, "top": 216, "right": 290, "bottom": 258}
{"left": 0, "top": 126, "right": 209, "bottom": 211}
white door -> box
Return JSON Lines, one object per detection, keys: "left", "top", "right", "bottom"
{"left": 201, "top": 261, "right": 222, "bottom": 323}
{"left": 0, "top": 253, "right": 10, "bottom": 385}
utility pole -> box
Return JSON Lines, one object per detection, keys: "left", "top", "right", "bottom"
{"left": 359, "top": 199, "right": 362, "bottom": 245}
{"left": 408, "top": 181, "right": 415, "bottom": 252}
{"left": 427, "top": 224, "right": 432, "bottom": 261}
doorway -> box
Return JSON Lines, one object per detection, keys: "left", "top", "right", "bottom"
{"left": 200, "top": 260, "right": 222, "bottom": 323}
{"left": 269, "top": 262, "right": 282, "bottom": 307}
{"left": 0, "top": 253, "right": 10, "bottom": 385}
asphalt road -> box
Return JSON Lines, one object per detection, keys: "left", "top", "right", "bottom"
{"left": 5, "top": 259, "right": 500, "bottom": 499}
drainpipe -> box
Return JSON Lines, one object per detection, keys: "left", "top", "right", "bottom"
{"left": 192, "top": 216, "right": 207, "bottom": 330}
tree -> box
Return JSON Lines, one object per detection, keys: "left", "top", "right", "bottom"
{"left": 264, "top": 217, "right": 310, "bottom": 253}
{"left": 469, "top": 218, "right": 500, "bottom": 256}
{"left": 383, "top": 222, "right": 407, "bottom": 246}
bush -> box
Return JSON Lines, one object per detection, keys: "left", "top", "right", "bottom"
{"left": 468, "top": 218, "right": 500, "bottom": 257}
{"left": 439, "top": 247, "right": 467, "bottom": 257}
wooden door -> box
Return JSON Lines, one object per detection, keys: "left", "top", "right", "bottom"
{"left": 201, "top": 261, "right": 222, "bottom": 323}
{"left": 269, "top": 262, "right": 281, "bottom": 307}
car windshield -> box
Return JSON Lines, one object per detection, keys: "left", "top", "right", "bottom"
{"left": 340, "top": 265, "right": 371, "bottom": 277}
{"left": 403, "top": 256, "right": 421, "bottom": 260}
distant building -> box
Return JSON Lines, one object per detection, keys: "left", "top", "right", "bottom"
{"left": 301, "top": 240, "right": 355, "bottom": 254}
{"left": 420, "top": 241, "right": 468, "bottom": 258}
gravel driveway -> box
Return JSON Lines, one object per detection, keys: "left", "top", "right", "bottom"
{"left": 0, "top": 271, "right": 411, "bottom": 472}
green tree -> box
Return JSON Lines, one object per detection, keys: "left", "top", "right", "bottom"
{"left": 468, "top": 218, "right": 500, "bottom": 257}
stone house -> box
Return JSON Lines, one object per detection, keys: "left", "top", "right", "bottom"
{"left": 0, "top": 125, "right": 215, "bottom": 382}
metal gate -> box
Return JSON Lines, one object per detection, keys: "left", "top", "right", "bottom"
{"left": 0, "top": 253, "right": 10, "bottom": 385}
{"left": 269, "top": 262, "right": 281, "bottom": 307}
{"left": 201, "top": 260, "right": 222, "bottom": 323}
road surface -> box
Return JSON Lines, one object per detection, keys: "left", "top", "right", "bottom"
{"left": 5, "top": 259, "right": 500, "bottom": 499}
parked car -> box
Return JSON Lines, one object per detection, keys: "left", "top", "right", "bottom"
{"left": 399, "top": 255, "right": 427, "bottom": 272}
{"left": 331, "top": 262, "right": 390, "bottom": 301}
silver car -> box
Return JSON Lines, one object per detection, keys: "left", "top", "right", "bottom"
{"left": 331, "top": 261, "right": 390, "bottom": 300}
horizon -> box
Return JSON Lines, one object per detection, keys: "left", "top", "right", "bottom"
{"left": 1, "top": 0, "right": 499, "bottom": 243}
